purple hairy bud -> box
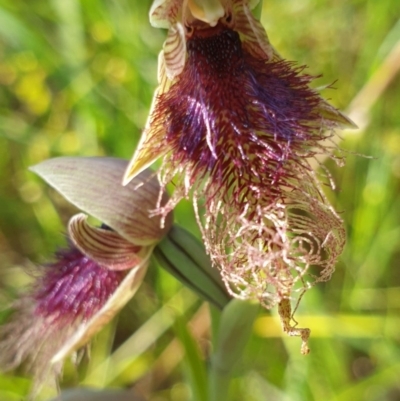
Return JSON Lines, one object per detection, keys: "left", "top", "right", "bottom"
{"left": 34, "top": 245, "right": 125, "bottom": 323}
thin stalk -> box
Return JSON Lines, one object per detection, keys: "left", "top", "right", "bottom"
{"left": 208, "top": 300, "right": 260, "bottom": 401}
{"left": 209, "top": 370, "right": 232, "bottom": 401}
{"left": 209, "top": 304, "right": 221, "bottom": 348}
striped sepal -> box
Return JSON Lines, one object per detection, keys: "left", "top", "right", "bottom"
{"left": 68, "top": 213, "right": 143, "bottom": 270}
{"left": 163, "top": 22, "right": 186, "bottom": 80}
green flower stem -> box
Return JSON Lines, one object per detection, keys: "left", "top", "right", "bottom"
{"left": 209, "top": 299, "right": 260, "bottom": 401}
{"left": 209, "top": 304, "right": 222, "bottom": 348}
{"left": 209, "top": 369, "right": 232, "bottom": 401}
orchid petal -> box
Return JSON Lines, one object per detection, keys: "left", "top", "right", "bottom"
{"left": 123, "top": 21, "right": 186, "bottom": 184}
{"left": 68, "top": 213, "right": 145, "bottom": 271}
{"left": 157, "top": 50, "right": 173, "bottom": 93}
{"left": 51, "top": 246, "right": 152, "bottom": 363}
{"left": 150, "top": 0, "right": 226, "bottom": 28}
{"left": 234, "top": 0, "right": 356, "bottom": 128}
{"left": 123, "top": 116, "right": 172, "bottom": 185}
{"left": 163, "top": 22, "right": 186, "bottom": 80}
{"left": 233, "top": 0, "right": 277, "bottom": 60}
{"left": 233, "top": 0, "right": 356, "bottom": 129}
{"left": 149, "top": 0, "right": 182, "bottom": 28}
{"left": 30, "top": 157, "right": 172, "bottom": 245}
{"left": 318, "top": 100, "right": 358, "bottom": 128}
{"left": 247, "top": 0, "right": 261, "bottom": 10}
{"left": 187, "top": 0, "right": 225, "bottom": 27}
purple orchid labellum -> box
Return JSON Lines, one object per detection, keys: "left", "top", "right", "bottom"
{"left": 123, "top": 0, "right": 355, "bottom": 351}
{"left": 0, "top": 157, "right": 172, "bottom": 387}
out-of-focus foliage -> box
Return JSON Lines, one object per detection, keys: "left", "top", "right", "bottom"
{"left": 0, "top": 0, "right": 399, "bottom": 400}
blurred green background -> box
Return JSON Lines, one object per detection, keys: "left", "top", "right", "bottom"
{"left": 0, "top": 0, "right": 400, "bottom": 400}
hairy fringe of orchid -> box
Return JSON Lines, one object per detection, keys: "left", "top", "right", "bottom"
{"left": 0, "top": 300, "right": 70, "bottom": 393}
{"left": 145, "top": 24, "right": 347, "bottom": 308}
{"left": 195, "top": 170, "right": 346, "bottom": 308}
{"left": 153, "top": 118, "right": 339, "bottom": 219}
{"left": 0, "top": 245, "right": 125, "bottom": 391}
{"left": 146, "top": 31, "right": 343, "bottom": 209}
{"left": 150, "top": 146, "right": 344, "bottom": 310}
{"left": 152, "top": 153, "right": 345, "bottom": 309}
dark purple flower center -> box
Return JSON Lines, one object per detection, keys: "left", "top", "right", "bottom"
{"left": 155, "top": 24, "right": 324, "bottom": 202}
{"left": 34, "top": 245, "right": 125, "bottom": 323}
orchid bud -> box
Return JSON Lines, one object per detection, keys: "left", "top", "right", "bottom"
{"left": 0, "top": 157, "right": 172, "bottom": 391}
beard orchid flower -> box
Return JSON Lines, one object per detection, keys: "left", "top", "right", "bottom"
{"left": 0, "top": 157, "right": 172, "bottom": 388}
{"left": 123, "top": 0, "right": 356, "bottom": 352}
